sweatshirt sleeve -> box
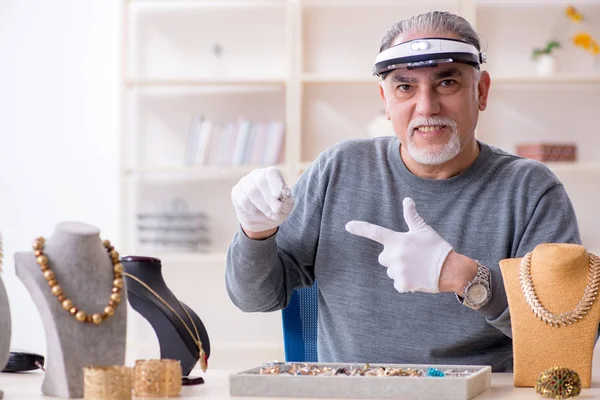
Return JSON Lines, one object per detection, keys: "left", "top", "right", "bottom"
{"left": 476, "top": 183, "right": 582, "bottom": 338}
{"left": 225, "top": 160, "right": 325, "bottom": 313}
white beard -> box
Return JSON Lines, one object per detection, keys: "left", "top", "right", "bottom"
{"left": 405, "top": 117, "right": 461, "bottom": 166}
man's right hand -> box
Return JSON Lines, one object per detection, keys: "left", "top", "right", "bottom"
{"left": 231, "top": 166, "right": 294, "bottom": 239}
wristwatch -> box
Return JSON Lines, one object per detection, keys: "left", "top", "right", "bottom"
{"left": 457, "top": 260, "right": 492, "bottom": 310}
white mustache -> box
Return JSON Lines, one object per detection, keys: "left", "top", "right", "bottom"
{"left": 407, "top": 116, "right": 457, "bottom": 136}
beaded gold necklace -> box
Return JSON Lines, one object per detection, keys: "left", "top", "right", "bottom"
{"left": 33, "top": 237, "right": 123, "bottom": 324}
{"left": 520, "top": 251, "right": 600, "bottom": 327}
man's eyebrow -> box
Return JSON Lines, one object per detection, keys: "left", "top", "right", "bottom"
{"left": 390, "top": 74, "right": 418, "bottom": 84}
{"left": 433, "top": 68, "right": 463, "bottom": 80}
{"left": 389, "top": 68, "right": 464, "bottom": 83}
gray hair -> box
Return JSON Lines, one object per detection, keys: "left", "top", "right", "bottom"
{"left": 379, "top": 11, "right": 481, "bottom": 53}
{"left": 379, "top": 11, "right": 482, "bottom": 88}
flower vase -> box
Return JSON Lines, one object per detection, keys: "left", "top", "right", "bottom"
{"left": 535, "top": 54, "right": 557, "bottom": 77}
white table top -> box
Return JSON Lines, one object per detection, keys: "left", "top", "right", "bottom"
{"left": 1, "top": 370, "right": 600, "bottom": 399}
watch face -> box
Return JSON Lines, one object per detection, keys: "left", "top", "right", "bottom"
{"left": 467, "top": 283, "right": 488, "bottom": 304}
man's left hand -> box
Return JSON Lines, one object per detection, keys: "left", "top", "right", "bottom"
{"left": 345, "top": 197, "right": 453, "bottom": 293}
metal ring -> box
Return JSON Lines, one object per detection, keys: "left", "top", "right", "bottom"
{"left": 278, "top": 185, "right": 292, "bottom": 202}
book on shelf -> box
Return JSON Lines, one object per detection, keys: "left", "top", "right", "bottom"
{"left": 184, "top": 116, "right": 284, "bottom": 166}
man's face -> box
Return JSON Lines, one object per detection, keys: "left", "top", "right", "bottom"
{"left": 379, "top": 33, "right": 490, "bottom": 166}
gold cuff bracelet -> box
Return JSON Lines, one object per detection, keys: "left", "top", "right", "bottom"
{"left": 133, "top": 359, "right": 182, "bottom": 398}
{"left": 83, "top": 365, "right": 133, "bottom": 400}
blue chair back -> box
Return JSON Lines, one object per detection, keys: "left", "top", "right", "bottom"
{"left": 281, "top": 281, "right": 319, "bottom": 362}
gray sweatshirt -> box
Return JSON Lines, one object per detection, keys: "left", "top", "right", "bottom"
{"left": 226, "top": 137, "right": 581, "bottom": 372}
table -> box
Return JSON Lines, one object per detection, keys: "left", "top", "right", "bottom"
{"left": 1, "top": 370, "right": 599, "bottom": 399}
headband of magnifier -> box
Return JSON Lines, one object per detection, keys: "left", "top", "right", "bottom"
{"left": 373, "top": 37, "right": 486, "bottom": 77}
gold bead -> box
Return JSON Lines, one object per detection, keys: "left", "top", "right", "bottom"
{"left": 40, "top": 264, "right": 49, "bottom": 271}
{"left": 110, "top": 293, "right": 121, "bottom": 303}
{"left": 36, "top": 255, "right": 48, "bottom": 265}
{"left": 57, "top": 294, "right": 66, "bottom": 302}
{"left": 32, "top": 240, "right": 43, "bottom": 251}
{"left": 47, "top": 279, "right": 57, "bottom": 287}
{"left": 70, "top": 307, "right": 78, "bottom": 315}
{"left": 113, "top": 278, "right": 124, "bottom": 289}
{"left": 75, "top": 311, "right": 87, "bottom": 322}
{"left": 62, "top": 299, "right": 73, "bottom": 310}
{"left": 113, "top": 263, "right": 123, "bottom": 274}
{"left": 43, "top": 270, "right": 55, "bottom": 281}
{"left": 92, "top": 313, "right": 103, "bottom": 324}
{"left": 110, "top": 250, "right": 119, "bottom": 261}
{"left": 102, "top": 239, "right": 111, "bottom": 248}
{"left": 112, "top": 287, "right": 120, "bottom": 293}
{"left": 108, "top": 300, "right": 117, "bottom": 308}
{"left": 51, "top": 285, "right": 63, "bottom": 296}
{"left": 104, "top": 306, "right": 115, "bottom": 317}
{"left": 34, "top": 250, "right": 42, "bottom": 257}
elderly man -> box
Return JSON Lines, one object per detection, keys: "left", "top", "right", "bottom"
{"left": 225, "top": 11, "right": 580, "bottom": 371}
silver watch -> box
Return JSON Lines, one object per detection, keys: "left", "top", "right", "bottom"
{"left": 457, "top": 260, "right": 491, "bottom": 310}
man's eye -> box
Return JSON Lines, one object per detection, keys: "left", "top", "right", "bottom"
{"left": 440, "top": 79, "right": 456, "bottom": 87}
{"left": 397, "top": 84, "right": 412, "bottom": 91}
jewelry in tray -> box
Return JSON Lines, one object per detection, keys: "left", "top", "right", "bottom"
{"left": 258, "top": 363, "right": 478, "bottom": 378}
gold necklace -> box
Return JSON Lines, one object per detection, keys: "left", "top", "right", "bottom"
{"left": 122, "top": 272, "right": 207, "bottom": 372}
{"left": 520, "top": 251, "right": 600, "bottom": 327}
{"left": 33, "top": 237, "right": 123, "bottom": 324}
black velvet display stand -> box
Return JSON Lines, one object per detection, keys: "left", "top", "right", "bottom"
{"left": 121, "top": 256, "right": 210, "bottom": 385}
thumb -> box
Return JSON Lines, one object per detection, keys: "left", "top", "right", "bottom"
{"left": 402, "top": 197, "right": 427, "bottom": 231}
{"left": 345, "top": 221, "right": 395, "bottom": 245}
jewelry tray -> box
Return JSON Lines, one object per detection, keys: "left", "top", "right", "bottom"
{"left": 229, "top": 362, "right": 491, "bottom": 399}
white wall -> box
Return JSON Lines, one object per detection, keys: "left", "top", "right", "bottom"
{"left": 0, "top": 1, "right": 121, "bottom": 354}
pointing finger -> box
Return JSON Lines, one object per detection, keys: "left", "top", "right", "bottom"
{"left": 345, "top": 221, "right": 396, "bottom": 245}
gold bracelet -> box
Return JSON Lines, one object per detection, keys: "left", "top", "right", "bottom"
{"left": 133, "top": 359, "right": 182, "bottom": 398}
{"left": 83, "top": 365, "right": 132, "bottom": 400}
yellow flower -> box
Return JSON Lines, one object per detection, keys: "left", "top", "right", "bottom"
{"left": 565, "top": 6, "right": 583, "bottom": 23}
{"left": 573, "top": 33, "right": 600, "bottom": 55}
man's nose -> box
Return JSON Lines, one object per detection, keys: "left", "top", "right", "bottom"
{"left": 415, "top": 88, "right": 441, "bottom": 116}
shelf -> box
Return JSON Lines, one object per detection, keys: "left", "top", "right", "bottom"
{"left": 301, "top": 0, "right": 459, "bottom": 6}
{"left": 545, "top": 162, "right": 600, "bottom": 173}
{"left": 125, "top": 165, "right": 284, "bottom": 180}
{"left": 128, "top": 1, "right": 286, "bottom": 9}
{"left": 302, "top": 74, "right": 380, "bottom": 84}
{"left": 126, "top": 78, "right": 287, "bottom": 88}
{"left": 140, "top": 251, "right": 228, "bottom": 265}
{"left": 476, "top": 0, "right": 600, "bottom": 7}
{"left": 492, "top": 75, "right": 600, "bottom": 85}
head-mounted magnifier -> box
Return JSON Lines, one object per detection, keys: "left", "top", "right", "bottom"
{"left": 373, "top": 37, "right": 486, "bottom": 77}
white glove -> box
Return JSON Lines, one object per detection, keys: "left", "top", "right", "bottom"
{"left": 231, "top": 166, "right": 294, "bottom": 233}
{"left": 345, "top": 197, "right": 452, "bottom": 293}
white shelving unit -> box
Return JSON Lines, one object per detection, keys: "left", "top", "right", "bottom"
{"left": 119, "top": 0, "right": 600, "bottom": 368}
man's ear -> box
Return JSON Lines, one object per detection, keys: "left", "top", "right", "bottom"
{"left": 477, "top": 71, "right": 491, "bottom": 111}
{"left": 379, "top": 82, "right": 390, "bottom": 120}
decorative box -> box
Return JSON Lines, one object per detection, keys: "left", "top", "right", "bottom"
{"left": 515, "top": 143, "right": 577, "bottom": 162}
{"left": 229, "top": 362, "right": 492, "bottom": 400}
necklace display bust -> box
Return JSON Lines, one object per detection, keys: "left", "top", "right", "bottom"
{"left": 0, "top": 272, "right": 10, "bottom": 400}
{"left": 499, "top": 243, "right": 600, "bottom": 388}
{"left": 14, "top": 222, "right": 127, "bottom": 398}
{"left": 121, "top": 255, "right": 210, "bottom": 379}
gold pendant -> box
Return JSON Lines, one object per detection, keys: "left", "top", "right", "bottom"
{"left": 200, "top": 349, "right": 208, "bottom": 372}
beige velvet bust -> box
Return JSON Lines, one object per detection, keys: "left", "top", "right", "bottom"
{"left": 499, "top": 243, "right": 600, "bottom": 388}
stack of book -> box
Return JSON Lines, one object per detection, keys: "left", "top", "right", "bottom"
{"left": 184, "top": 116, "right": 285, "bottom": 166}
